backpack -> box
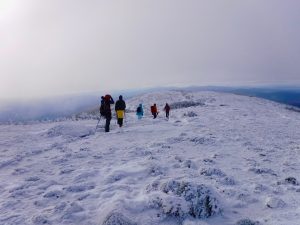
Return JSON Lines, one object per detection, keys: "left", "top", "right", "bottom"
{"left": 100, "top": 103, "right": 105, "bottom": 116}
{"left": 100, "top": 96, "right": 112, "bottom": 117}
{"left": 104, "top": 94, "right": 111, "bottom": 102}
{"left": 151, "top": 105, "right": 155, "bottom": 113}
{"left": 136, "top": 106, "right": 142, "bottom": 113}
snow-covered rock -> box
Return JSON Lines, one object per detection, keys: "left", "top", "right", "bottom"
{"left": 148, "top": 180, "right": 221, "bottom": 220}
{"left": 265, "top": 196, "right": 286, "bottom": 209}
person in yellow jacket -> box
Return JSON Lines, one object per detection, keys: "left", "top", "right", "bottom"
{"left": 115, "top": 95, "right": 126, "bottom": 127}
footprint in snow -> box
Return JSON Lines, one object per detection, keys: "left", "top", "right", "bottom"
{"left": 54, "top": 202, "right": 67, "bottom": 212}
{"left": 64, "top": 183, "right": 95, "bottom": 193}
{"left": 106, "top": 171, "right": 127, "bottom": 183}
{"left": 73, "top": 170, "right": 99, "bottom": 182}
{"left": 43, "top": 190, "right": 65, "bottom": 199}
{"left": 25, "top": 176, "right": 40, "bottom": 182}
{"left": 37, "top": 180, "right": 60, "bottom": 191}
{"left": 32, "top": 215, "right": 51, "bottom": 225}
{"left": 59, "top": 168, "right": 75, "bottom": 175}
{"left": 12, "top": 167, "right": 29, "bottom": 175}
{"left": 61, "top": 202, "right": 86, "bottom": 222}
{"left": 93, "top": 154, "right": 103, "bottom": 159}
{"left": 203, "top": 158, "right": 215, "bottom": 164}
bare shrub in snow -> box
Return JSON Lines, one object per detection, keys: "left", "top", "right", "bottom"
{"left": 149, "top": 180, "right": 220, "bottom": 220}
{"left": 183, "top": 111, "right": 198, "bottom": 117}
{"left": 277, "top": 177, "right": 299, "bottom": 186}
{"left": 236, "top": 218, "right": 262, "bottom": 225}
{"left": 148, "top": 165, "right": 165, "bottom": 176}
{"left": 183, "top": 160, "right": 197, "bottom": 169}
{"left": 170, "top": 101, "right": 204, "bottom": 109}
{"left": 219, "top": 176, "right": 236, "bottom": 185}
{"left": 203, "top": 158, "right": 215, "bottom": 164}
{"left": 145, "top": 180, "right": 160, "bottom": 193}
{"left": 102, "top": 212, "right": 137, "bottom": 225}
{"left": 284, "top": 177, "right": 298, "bottom": 185}
{"left": 200, "top": 168, "right": 226, "bottom": 177}
{"left": 249, "top": 168, "right": 277, "bottom": 176}
{"left": 189, "top": 137, "right": 214, "bottom": 145}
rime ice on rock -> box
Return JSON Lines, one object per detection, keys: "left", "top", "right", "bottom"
{"left": 148, "top": 180, "right": 221, "bottom": 220}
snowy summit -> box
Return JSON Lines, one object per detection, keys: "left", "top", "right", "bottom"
{"left": 0, "top": 91, "right": 299, "bottom": 225}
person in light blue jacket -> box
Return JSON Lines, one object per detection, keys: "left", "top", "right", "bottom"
{"left": 136, "top": 103, "right": 144, "bottom": 119}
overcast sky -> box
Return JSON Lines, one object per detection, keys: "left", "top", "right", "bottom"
{"left": 1, "top": 0, "right": 300, "bottom": 100}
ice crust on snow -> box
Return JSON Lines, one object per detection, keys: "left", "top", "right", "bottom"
{"left": 0, "top": 91, "right": 300, "bottom": 225}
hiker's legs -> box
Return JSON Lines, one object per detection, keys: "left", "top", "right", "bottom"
{"left": 152, "top": 112, "right": 156, "bottom": 119}
{"left": 117, "top": 118, "right": 123, "bottom": 127}
{"left": 166, "top": 111, "right": 169, "bottom": 118}
{"left": 105, "top": 118, "right": 111, "bottom": 132}
{"left": 116, "top": 110, "right": 124, "bottom": 127}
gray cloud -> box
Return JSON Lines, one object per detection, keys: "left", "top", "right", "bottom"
{"left": 1, "top": 0, "right": 300, "bottom": 100}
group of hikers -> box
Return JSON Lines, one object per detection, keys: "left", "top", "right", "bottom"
{"left": 99, "top": 94, "right": 171, "bottom": 132}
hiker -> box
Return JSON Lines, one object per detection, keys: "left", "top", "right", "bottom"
{"left": 100, "top": 94, "right": 114, "bottom": 132}
{"left": 151, "top": 104, "right": 158, "bottom": 119}
{"left": 115, "top": 95, "right": 126, "bottom": 127}
{"left": 136, "top": 104, "right": 144, "bottom": 119}
{"left": 164, "top": 103, "right": 170, "bottom": 119}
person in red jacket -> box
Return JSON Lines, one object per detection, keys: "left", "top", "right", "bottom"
{"left": 151, "top": 104, "right": 158, "bottom": 119}
{"left": 164, "top": 103, "right": 170, "bottom": 119}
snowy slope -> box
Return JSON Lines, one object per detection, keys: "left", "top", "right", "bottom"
{"left": 0, "top": 91, "right": 300, "bottom": 225}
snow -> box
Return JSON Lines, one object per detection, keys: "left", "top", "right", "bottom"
{"left": 0, "top": 91, "right": 300, "bottom": 225}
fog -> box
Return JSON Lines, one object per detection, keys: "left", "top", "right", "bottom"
{"left": 1, "top": 0, "right": 300, "bottom": 100}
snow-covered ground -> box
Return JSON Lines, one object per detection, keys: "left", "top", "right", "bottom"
{"left": 0, "top": 91, "right": 300, "bottom": 225}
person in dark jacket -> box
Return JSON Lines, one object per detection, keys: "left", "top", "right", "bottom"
{"left": 164, "top": 103, "right": 170, "bottom": 119}
{"left": 102, "top": 94, "right": 114, "bottom": 132}
{"left": 115, "top": 95, "right": 126, "bottom": 127}
{"left": 99, "top": 96, "right": 105, "bottom": 116}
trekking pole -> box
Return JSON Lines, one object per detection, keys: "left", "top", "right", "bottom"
{"left": 95, "top": 113, "right": 102, "bottom": 132}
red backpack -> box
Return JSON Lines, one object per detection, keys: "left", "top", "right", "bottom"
{"left": 104, "top": 94, "right": 111, "bottom": 101}
{"left": 100, "top": 95, "right": 112, "bottom": 116}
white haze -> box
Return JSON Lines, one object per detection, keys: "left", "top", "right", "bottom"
{"left": 1, "top": 0, "right": 300, "bottom": 100}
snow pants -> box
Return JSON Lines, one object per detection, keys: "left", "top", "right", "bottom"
{"left": 105, "top": 117, "right": 111, "bottom": 132}
{"left": 116, "top": 110, "right": 124, "bottom": 127}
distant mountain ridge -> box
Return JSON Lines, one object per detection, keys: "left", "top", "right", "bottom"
{"left": 0, "top": 86, "right": 299, "bottom": 123}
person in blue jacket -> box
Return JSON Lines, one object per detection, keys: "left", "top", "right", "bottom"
{"left": 136, "top": 104, "right": 144, "bottom": 119}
